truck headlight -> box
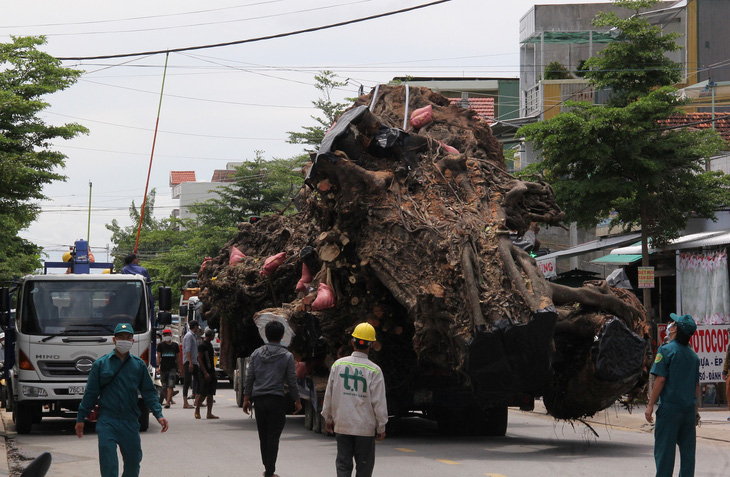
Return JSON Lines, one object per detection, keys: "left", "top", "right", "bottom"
{"left": 22, "top": 386, "right": 48, "bottom": 398}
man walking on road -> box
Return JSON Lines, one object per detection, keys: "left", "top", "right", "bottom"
{"left": 182, "top": 320, "right": 200, "bottom": 409}
{"left": 645, "top": 313, "right": 700, "bottom": 477}
{"left": 75, "top": 323, "right": 168, "bottom": 477}
{"left": 243, "top": 320, "right": 301, "bottom": 477}
{"left": 196, "top": 328, "right": 219, "bottom": 419}
{"left": 322, "top": 322, "right": 388, "bottom": 477}
{"left": 156, "top": 328, "right": 179, "bottom": 408}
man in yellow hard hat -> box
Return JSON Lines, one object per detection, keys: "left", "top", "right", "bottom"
{"left": 322, "top": 322, "right": 388, "bottom": 477}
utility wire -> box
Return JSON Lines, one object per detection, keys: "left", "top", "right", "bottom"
{"left": 56, "top": 0, "right": 453, "bottom": 61}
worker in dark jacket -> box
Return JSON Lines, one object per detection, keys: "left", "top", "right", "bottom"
{"left": 76, "top": 323, "right": 168, "bottom": 477}
{"left": 243, "top": 320, "right": 301, "bottom": 477}
{"left": 645, "top": 313, "right": 700, "bottom": 477}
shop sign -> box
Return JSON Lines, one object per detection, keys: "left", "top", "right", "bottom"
{"left": 638, "top": 267, "right": 655, "bottom": 288}
{"left": 536, "top": 257, "right": 556, "bottom": 279}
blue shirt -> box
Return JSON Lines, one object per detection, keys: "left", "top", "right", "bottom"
{"left": 77, "top": 351, "right": 163, "bottom": 423}
{"left": 651, "top": 340, "right": 700, "bottom": 411}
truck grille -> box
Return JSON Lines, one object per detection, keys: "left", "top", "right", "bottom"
{"left": 38, "top": 359, "right": 93, "bottom": 377}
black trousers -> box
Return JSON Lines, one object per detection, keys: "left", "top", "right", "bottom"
{"left": 253, "top": 395, "right": 287, "bottom": 477}
{"left": 336, "top": 434, "right": 376, "bottom": 477}
{"left": 183, "top": 363, "right": 198, "bottom": 397}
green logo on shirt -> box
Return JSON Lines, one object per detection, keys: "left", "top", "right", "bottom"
{"left": 340, "top": 366, "right": 367, "bottom": 393}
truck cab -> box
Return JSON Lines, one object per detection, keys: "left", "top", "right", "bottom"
{"left": 0, "top": 241, "right": 172, "bottom": 434}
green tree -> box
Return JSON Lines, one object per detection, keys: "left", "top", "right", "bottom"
{"left": 583, "top": 0, "right": 682, "bottom": 107}
{"left": 544, "top": 61, "right": 572, "bottom": 80}
{"left": 192, "top": 152, "right": 307, "bottom": 226}
{"left": 518, "top": 0, "right": 730, "bottom": 318}
{"left": 287, "top": 71, "right": 349, "bottom": 149}
{"left": 0, "top": 36, "right": 88, "bottom": 281}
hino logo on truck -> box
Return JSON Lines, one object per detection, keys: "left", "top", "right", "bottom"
{"left": 36, "top": 355, "right": 60, "bottom": 360}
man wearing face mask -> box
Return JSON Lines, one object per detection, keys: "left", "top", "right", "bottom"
{"left": 76, "top": 323, "right": 169, "bottom": 477}
{"left": 156, "top": 328, "right": 180, "bottom": 408}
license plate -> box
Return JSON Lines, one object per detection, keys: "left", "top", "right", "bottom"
{"left": 68, "top": 386, "right": 85, "bottom": 395}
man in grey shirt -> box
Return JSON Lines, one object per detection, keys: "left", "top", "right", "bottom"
{"left": 243, "top": 321, "right": 301, "bottom": 477}
{"left": 182, "top": 320, "right": 200, "bottom": 409}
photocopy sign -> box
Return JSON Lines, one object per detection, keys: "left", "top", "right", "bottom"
{"left": 658, "top": 324, "right": 729, "bottom": 383}
{"left": 536, "top": 257, "right": 556, "bottom": 279}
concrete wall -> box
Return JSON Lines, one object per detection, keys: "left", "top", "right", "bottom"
{"left": 177, "top": 182, "right": 225, "bottom": 227}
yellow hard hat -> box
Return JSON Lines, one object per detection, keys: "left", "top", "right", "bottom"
{"left": 62, "top": 251, "right": 73, "bottom": 262}
{"left": 102, "top": 268, "right": 111, "bottom": 274}
{"left": 352, "top": 323, "right": 376, "bottom": 342}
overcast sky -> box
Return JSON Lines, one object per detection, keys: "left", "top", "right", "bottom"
{"left": 4, "top": 0, "right": 610, "bottom": 263}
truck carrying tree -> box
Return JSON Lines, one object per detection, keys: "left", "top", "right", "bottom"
{"left": 196, "top": 85, "right": 652, "bottom": 435}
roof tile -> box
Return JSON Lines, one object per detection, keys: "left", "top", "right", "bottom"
{"left": 170, "top": 171, "right": 196, "bottom": 186}
{"left": 449, "top": 97, "right": 495, "bottom": 124}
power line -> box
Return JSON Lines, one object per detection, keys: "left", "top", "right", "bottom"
{"left": 56, "top": 0, "right": 454, "bottom": 61}
{"left": 47, "top": 0, "right": 377, "bottom": 38}
{"left": 0, "top": 0, "right": 288, "bottom": 29}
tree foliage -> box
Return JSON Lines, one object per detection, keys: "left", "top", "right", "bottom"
{"left": 106, "top": 189, "right": 236, "bottom": 301}
{"left": 544, "top": 61, "right": 572, "bottom": 80}
{"left": 583, "top": 0, "right": 683, "bottom": 107}
{"left": 519, "top": 88, "right": 728, "bottom": 245}
{"left": 0, "top": 36, "right": 88, "bottom": 281}
{"left": 191, "top": 152, "right": 307, "bottom": 227}
{"left": 286, "top": 71, "right": 349, "bottom": 149}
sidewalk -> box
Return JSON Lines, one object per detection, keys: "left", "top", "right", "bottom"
{"left": 530, "top": 400, "right": 730, "bottom": 443}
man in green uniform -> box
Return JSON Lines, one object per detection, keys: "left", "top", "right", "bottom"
{"left": 645, "top": 313, "right": 700, "bottom": 477}
{"left": 75, "top": 323, "right": 169, "bottom": 477}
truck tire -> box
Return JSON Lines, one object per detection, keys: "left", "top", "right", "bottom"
{"left": 482, "top": 406, "right": 508, "bottom": 437}
{"left": 0, "top": 384, "right": 7, "bottom": 409}
{"left": 234, "top": 357, "right": 245, "bottom": 408}
{"left": 14, "top": 403, "right": 33, "bottom": 434}
{"left": 303, "top": 399, "right": 314, "bottom": 430}
{"left": 138, "top": 401, "right": 150, "bottom": 432}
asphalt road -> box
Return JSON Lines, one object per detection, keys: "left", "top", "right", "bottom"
{"left": 4, "top": 384, "right": 729, "bottom": 476}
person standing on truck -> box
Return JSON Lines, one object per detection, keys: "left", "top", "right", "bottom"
{"left": 75, "top": 323, "right": 168, "bottom": 477}
{"left": 195, "top": 328, "right": 219, "bottom": 419}
{"left": 645, "top": 313, "right": 700, "bottom": 477}
{"left": 182, "top": 320, "right": 200, "bottom": 409}
{"left": 243, "top": 320, "right": 301, "bottom": 477}
{"left": 121, "top": 253, "right": 154, "bottom": 314}
{"left": 322, "top": 322, "right": 388, "bottom": 477}
{"left": 184, "top": 273, "right": 199, "bottom": 289}
{"left": 156, "top": 328, "right": 180, "bottom": 408}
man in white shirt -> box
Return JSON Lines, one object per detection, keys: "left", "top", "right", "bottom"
{"left": 322, "top": 323, "right": 388, "bottom": 477}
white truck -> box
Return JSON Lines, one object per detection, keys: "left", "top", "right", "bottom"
{"left": 0, "top": 241, "right": 172, "bottom": 434}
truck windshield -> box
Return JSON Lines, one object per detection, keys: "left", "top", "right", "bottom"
{"left": 21, "top": 280, "right": 147, "bottom": 336}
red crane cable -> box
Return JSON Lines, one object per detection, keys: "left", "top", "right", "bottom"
{"left": 134, "top": 52, "right": 170, "bottom": 254}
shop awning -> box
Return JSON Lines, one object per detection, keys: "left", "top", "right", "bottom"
{"left": 591, "top": 254, "right": 642, "bottom": 265}
{"left": 537, "top": 233, "right": 641, "bottom": 261}
{"left": 610, "top": 231, "right": 730, "bottom": 255}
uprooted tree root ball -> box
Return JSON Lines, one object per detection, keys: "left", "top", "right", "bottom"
{"left": 198, "top": 85, "right": 651, "bottom": 421}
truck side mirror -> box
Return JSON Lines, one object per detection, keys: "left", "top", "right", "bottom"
{"left": 179, "top": 304, "right": 188, "bottom": 318}
{"left": 0, "top": 288, "right": 9, "bottom": 329}
{"left": 158, "top": 287, "right": 172, "bottom": 311}
{"left": 157, "top": 311, "right": 172, "bottom": 326}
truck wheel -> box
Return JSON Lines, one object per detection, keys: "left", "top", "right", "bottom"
{"left": 482, "top": 406, "right": 508, "bottom": 437}
{"left": 14, "top": 403, "right": 33, "bottom": 434}
{"left": 32, "top": 405, "right": 43, "bottom": 424}
{"left": 138, "top": 401, "right": 150, "bottom": 432}
{"left": 5, "top": 384, "right": 13, "bottom": 413}
{"left": 313, "top": 409, "right": 322, "bottom": 434}
{"left": 234, "top": 357, "right": 245, "bottom": 408}
{"left": 303, "top": 400, "right": 314, "bottom": 430}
